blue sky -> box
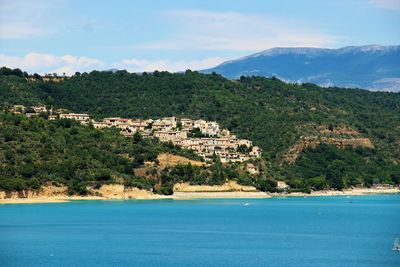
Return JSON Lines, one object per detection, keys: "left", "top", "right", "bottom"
{"left": 0, "top": 0, "right": 399, "bottom": 74}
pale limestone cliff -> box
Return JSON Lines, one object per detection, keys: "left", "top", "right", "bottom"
{"left": 284, "top": 125, "right": 374, "bottom": 164}
{"left": 174, "top": 181, "right": 258, "bottom": 192}
{"left": 0, "top": 185, "right": 68, "bottom": 199}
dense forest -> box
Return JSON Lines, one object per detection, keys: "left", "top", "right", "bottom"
{"left": 1, "top": 67, "right": 399, "bottom": 193}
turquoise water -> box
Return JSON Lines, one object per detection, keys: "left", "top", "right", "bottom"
{"left": 1, "top": 195, "right": 399, "bottom": 267}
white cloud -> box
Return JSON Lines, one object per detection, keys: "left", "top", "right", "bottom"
{"left": 0, "top": 52, "right": 224, "bottom": 74}
{"left": 131, "top": 9, "right": 342, "bottom": 51}
{"left": 114, "top": 57, "right": 225, "bottom": 72}
{"left": 0, "top": 53, "right": 104, "bottom": 75}
{"left": 370, "top": 0, "right": 400, "bottom": 11}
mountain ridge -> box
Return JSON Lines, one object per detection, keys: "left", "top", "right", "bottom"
{"left": 202, "top": 45, "right": 400, "bottom": 92}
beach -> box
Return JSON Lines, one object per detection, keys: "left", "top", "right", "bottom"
{"left": 173, "top": 191, "right": 271, "bottom": 199}
{"left": 0, "top": 183, "right": 398, "bottom": 204}
{"left": 271, "top": 187, "right": 400, "bottom": 197}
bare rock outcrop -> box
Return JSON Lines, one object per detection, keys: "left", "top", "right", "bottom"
{"left": 88, "top": 184, "right": 161, "bottom": 199}
{"left": 0, "top": 185, "right": 68, "bottom": 199}
{"left": 174, "top": 181, "right": 258, "bottom": 192}
{"left": 284, "top": 125, "right": 374, "bottom": 164}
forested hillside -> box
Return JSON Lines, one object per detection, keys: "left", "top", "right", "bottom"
{"left": 0, "top": 112, "right": 263, "bottom": 194}
{"left": 1, "top": 67, "right": 399, "bottom": 191}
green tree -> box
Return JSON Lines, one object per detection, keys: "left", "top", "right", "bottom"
{"left": 327, "top": 160, "right": 345, "bottom": 190}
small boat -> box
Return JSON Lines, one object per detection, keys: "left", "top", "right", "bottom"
{"left": 243, "top": 202, "right": 250, "bottom": 206}
{"left": 392, "top": 236, "right": 400, "bottom": 251}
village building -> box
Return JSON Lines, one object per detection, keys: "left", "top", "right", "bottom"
{"left": 92, "top": 121, "right": 110, "bottom": 129}
{"left": 116, "top": 122, "right": 130, "bottom": 130}
{"left": 238, "top": 139, "right": 253, "bottom": 148}
{"left": 14, "top": 106, "right": 263, "bottom": 164}
{"left": 249, "top": 146, "right": 262, "bottom": 158}
{"left": 25, "top": 113, "right": 40, "bottom": 118}
{"left": 154, "top": 130, "right": 188, "bottom": 143}
{"left": 216, "top": 151, "right": 249, "bottom": 163}
{"left": 205, "top": 121, "right": 220, "bottom": 136}
{"left": 246, "top": 163, "right": 259, "bottom": 175}
{"left": 193, "top": 120, "right": 220, "bottom": 136}
{"left": 128, "top": 119, "right": 149, "bottom": 132}
{"left": 180, "top": 118, "right": 194, "bottom": 131}
{"left": 153, "top": 117, "right": 177, "bottom": 132}
{"left": 220, "top": 129, "right": 231, "bottom": 137}
{"left": 59, "top": 113, "right": 90, "bottom": 123}
{"left": 102, "top": 117, "right": 125, "bottom": 126}
{"left": 140, "top": 131, "right": 152, "bottom": 139}
{"left": 277, "top": 181, "right": 289, "bottom": 191}
{"left": 31, "top": 105, "right": 47, "bottom": 113}
{"left": 12, "top": 105, "right": 26, "bottom": 114}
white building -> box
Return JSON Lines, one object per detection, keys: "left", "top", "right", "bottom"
{"left": 205, "top": 121, "right": 220, "bottom": 136}
{"left": 60, "top": 113, "right": 90, "bottom": 123}
{"left": 154, "top": 130, "right": 187, "bottom": 143}
{"left": 238, "top": 139, "right": 253, "bottom": 148}
{"left": 249, "top": 146, "right": 262, "bottom": 158}
{"left": 180, "top": 118, "right": 194, "bottom": 131}
{"left": 193, "top": 120, "right": 220, "bottom": 136}
{"left": 31, "top": 105, "right": 47, "bottom": 113}
{"left": 153, "top": 117, "right": 177, "bottom": 132}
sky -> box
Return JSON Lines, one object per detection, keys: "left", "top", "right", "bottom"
{"left": 0, "top": 0, "right": 399, "bottom": 75}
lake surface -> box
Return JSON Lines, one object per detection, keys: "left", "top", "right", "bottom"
{"left": 1, "top": 195, "right": 399, "bottom": 267}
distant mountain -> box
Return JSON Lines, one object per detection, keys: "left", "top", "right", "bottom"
{"left": 202, "top": 45, "right": 400, "bottom": 92}
{"left": 105, "top": 68, "right": 120, "bottom": 73}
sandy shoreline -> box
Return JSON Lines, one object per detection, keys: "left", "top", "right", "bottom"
{"left": 0, "top": 195, "right": 172, "bottom": 204}
{"left": 0, "top": 187, "right": 398, "bottom": 204}
{"left": 0, "top": 198, "right": 69, "bottom": 204}
{"left": 271, "top": 187, "right": 400, "bottom": 197}
{"left": 173, "top": 191, "right": 271, "bottom": 199}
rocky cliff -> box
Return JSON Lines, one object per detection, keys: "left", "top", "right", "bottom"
{"left": 284, "top": 126, "right": 374, "bottom": 164}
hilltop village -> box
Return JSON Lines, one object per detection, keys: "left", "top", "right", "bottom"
{"left": 10, "top": 105, "right": 262, "bottom": 164}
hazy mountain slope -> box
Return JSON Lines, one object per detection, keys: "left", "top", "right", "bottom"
{"left": 202, "top": 45, "right": 400, "bottom": 92}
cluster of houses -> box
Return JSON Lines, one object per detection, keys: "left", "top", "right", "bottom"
{"left": 95, "top": 116, "right": 262, "bottom": 163}
{"left": 10, "top": 105, "right": 65, "bottom": 119}
{"left": 10, "top": 105, "right": 262, "bottom": 163}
